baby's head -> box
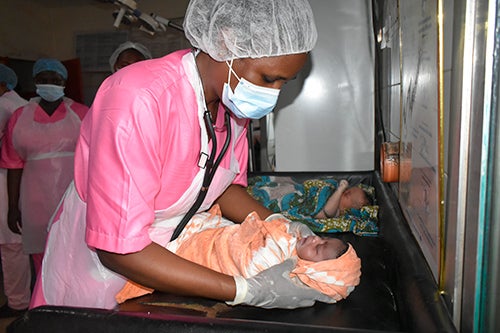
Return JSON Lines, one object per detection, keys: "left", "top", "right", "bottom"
{"left": 293, "top": 236, "right": 361, "bottom": 301}
{"left": 296, "top": 235, "right": 348, "bottom": 262}
{"left": 339, "top": 186, "right": 370, "bottom": 212}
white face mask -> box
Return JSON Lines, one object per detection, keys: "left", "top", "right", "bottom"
{"left": 221, "top": 59, "right": 280, "bottom": 119}
{"left": 36, "top": 84, "right": 65, "bottom": 102}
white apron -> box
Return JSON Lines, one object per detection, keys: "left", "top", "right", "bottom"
{"left": 13, "top": 98, "right": 81, "bottom": 253}
{"left": 40, "top": 52, "right": 244, "bottom": 309}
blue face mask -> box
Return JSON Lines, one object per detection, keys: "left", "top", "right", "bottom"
{"left": 36, "top": 84, "right": 65, "bottom": 102}
{"left": 222, "top": 60, "right": 280, "bottom": 119}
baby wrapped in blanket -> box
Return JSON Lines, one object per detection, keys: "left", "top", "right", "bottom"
{"left": 116, "top": 205, "right": 362, "bottom": 304}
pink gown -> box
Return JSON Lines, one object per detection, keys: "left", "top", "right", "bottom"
{"left": 0, "top": 97, "right": 88, "bottom": 254}
{"left": 0, "top": 90, "right": 28, "bottom": 245}
{"left": 0, "top": 90, "right": 31, "bottom": 310}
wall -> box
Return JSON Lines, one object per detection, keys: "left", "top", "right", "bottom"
{"left": 1, "top": 0, "right": 190, "bottom": 60}
{"left": 1, "top": 0, "right": 191, "bottom": 104}
{"left": 272, "top": 0, "right": 375, "bottom": 172}
{"left": 374, "top": 0, "right": 454, "bottom": 283}
{"left": 375, "top": 0, "right": 500, "bottom": 331}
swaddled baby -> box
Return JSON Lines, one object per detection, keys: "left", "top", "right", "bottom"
{"left": 116, "top": 205, "right": 361, "bottom": 304}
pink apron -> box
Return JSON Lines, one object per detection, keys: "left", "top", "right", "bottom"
{"left": 13, "top": 98, "right": 81, "bottom": 253}
{"left": 36, "top": 52, "right": 244, "bottom": 309}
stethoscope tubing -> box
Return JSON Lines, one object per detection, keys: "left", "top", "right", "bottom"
{"left": 170, "top": 110, "right": 231, "bottom": 241}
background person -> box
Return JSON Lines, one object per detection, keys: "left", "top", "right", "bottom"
{"left": 109, "top": 41, "right": 152, "bottom": 73}
{"left": 0, "top": 58, "right": 89, "bottom": 277}
{"left": 0, "top": 64, "right": 31, "bottom": 318}
{"left": 31, "top": 0, "right": 328, "bottom": 310}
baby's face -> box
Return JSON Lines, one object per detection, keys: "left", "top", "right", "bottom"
{"left": 296, "top": 236, "right": 347, "bottom": 262}
{"left": 339, "top": 187, "right": 369, "bottom": 212}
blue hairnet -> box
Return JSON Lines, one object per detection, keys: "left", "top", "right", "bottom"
{"left": 33, "top": 58, "right": 68, "bottom": 80}
{"left": 0, "top": 64, "right": 18, "bottom": 90}
{"left": 183, "top": 0, "right": 318, "bottom": 61}
{"left": 109, "top": 41, "right": 152, "bottom": 73}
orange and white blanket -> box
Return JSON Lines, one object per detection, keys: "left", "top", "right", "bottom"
{"left": 116, "top": 205, "right": 361, "bottom": 304}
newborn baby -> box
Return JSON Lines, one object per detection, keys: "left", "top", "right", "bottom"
{"left": 315, "top": 180, "right": 370, "bottom": 219}
{"left": 296, "top": 235, "right": 348, "bottom": 262}
{"left": 116, "top": 206, "right": 361, "bottom": 304}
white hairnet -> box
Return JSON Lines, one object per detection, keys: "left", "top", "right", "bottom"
{"left": 183, "top": 0, "right": 318, "bottom": 61}
{"left": 109, "top": 41, "right": 152, "bottom": 72}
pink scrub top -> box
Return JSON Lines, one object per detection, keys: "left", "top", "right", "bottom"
{"left": 0, "top": 97, "right": 88, "bottom": 253}
{"left": 77, "top": 49, "right": 249, "bottom": 254}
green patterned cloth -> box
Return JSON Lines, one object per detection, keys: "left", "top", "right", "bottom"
{"left": 247, "top": 175, "right": 379, "bottom": 236}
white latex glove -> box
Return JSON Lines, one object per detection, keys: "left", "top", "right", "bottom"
{"left": 265, "top": 213, "right": 315, "bottom": 238}
{"left": 227, "top": 259, "right": 335, "bottom": 309}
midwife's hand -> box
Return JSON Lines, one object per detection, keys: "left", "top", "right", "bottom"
{"left": 7, "top": 207, "right": 22, "bottom": 234}
{"left": 227, "top": 259, "right": 335, "bottom": 309}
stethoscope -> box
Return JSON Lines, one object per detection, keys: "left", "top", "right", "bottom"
{"left": 170, "top": 89, "right": 232, "bottom": 240}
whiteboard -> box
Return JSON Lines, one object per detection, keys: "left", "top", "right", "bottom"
{"left": 399, "top": 0, "right": 442, "bottom": 279}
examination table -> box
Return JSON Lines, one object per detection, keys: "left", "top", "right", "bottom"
{"left": 7, "top": 171, "right": 456, "bottom": 333}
